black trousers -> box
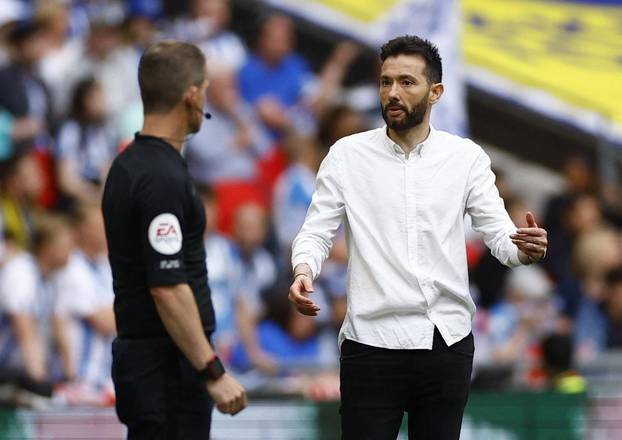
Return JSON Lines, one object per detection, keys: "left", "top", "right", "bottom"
{"left": 111, "top": 337, "right": 214, "bottom": 440}
{"left": 340, "top": 328, "right": 474, "bottom": 440}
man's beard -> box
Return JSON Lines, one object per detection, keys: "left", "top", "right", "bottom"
{"left": 381, "top": 94, "right": 429, "bottom": 131}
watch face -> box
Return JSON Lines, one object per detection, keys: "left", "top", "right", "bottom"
{"left": 202, "top": 357, "right": 225, "bottom": 381}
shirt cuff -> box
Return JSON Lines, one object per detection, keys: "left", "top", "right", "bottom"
{"left": 509, "top": 246, "right": 523, "bottom": 267}
{"left": 291, "top": 254, "right": 319, "bottom": 280}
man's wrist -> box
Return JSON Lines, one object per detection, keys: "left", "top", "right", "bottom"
{"left": 519, "top": 250, "right": 540, "bottom": 265}
{"left": 293, "top": 263, "right": 312, "bottom": 280}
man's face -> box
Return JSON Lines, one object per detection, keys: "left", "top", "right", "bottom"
{"left": 45, "top": 229, "right": 74, "bottom": 271}
{"left": 206, "top": 68, "right": 238, "bottom": 111}
{"left": 258, "top": 16, "right": 294, "bottom": 64}
{"left": 379, "top": 55, "right": 432, "bottom": 131}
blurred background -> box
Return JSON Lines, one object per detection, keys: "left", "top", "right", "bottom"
{"left": 0, "top": 0, "right": 620, "bottom": 438}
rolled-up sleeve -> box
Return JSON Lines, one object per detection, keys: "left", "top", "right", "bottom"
{"left": 465, "top": 150, "right": 522, "bottom": 267}
{"left": 291, "top": 145, "right": 346, "bottom": 279}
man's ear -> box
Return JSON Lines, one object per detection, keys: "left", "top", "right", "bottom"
{"left": 184, "top": 85, "right": 199, "bottom": 107}
{"left": 429, "top": 83, "right": 444, "bottom": 105}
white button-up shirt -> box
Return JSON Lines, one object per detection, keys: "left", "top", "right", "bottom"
{"left": 292, "top": 125, "right": 523, "bottom": 349}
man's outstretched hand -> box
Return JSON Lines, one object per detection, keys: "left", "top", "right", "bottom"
{"left": 289, "top": 264, "right": 320, "bottom": 316}
{"left": 511, "top": 211, "right": 548, "bottom": 264}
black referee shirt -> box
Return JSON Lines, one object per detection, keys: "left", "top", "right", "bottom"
{"left": 102, "top": 133, "right": 215, "bottom": 339}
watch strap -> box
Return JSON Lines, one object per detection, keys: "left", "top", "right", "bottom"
{"left": 198, "top": 356, "right": 225, "bottom": 382}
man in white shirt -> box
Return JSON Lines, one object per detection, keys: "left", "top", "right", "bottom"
{"left": 288, "top": 35, "right": 548, "bottom": 440}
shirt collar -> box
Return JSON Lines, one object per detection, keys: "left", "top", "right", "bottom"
{"left": 382, "top": 124, "right": 436, "bottom": 157}
{"left": 134, "top": 132, "right": 185, "bottom": 163}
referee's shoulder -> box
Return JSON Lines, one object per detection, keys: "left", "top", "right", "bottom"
{"left": 110, "top": 142, "right": 183, "bottom": 188}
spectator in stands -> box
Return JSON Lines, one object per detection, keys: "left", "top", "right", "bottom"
{"left": 572, "top": 227, "right": 622, "bottom": 362}
{"left": 41, "top": 12, "right": 140, "bottom": 125}
{"left": 232, "top": 278, "right": 324, "bottom": 373}
{"left": 0, "top": 0, "right": 29, "bottom": 66}
{"left": 0, "top": 215, "right": 73, "bottom": 382}
{"left": 0, "top": 151, "right": 44, "bottom": 250}
{"left": 273, "top": 105, "right": 366, "bottom": 257}
{"left": 199, "top": 185, "right": 238, "bottom": 360}
{"left": 196, "top": 0, "right": 247, "bottom": 70}
{"left": 166, "top": 0, "right": 247, "bottom": 70}
{"left": 36, "top": 0, "right": 81, "bottom": 120}
{"left": 544, "top": 155, "right": 599, "bottom": 281}
{"left": 186, "top": 63, "right": 273, "bottom": 187}
{"left": 55, "top": 77, "right": 117, "bottom": 205}
{"left": 229, "top": 202, "right": 278, "bottom": 374}
{"left": 273, "top": 135, "right": 324, "bottom": 258}
{"left": 239, "top": 14, "right": 359, "bottom": 137}
{"left": 553, "top": 193, "right": 606, "bottom": 317}
{"left": 474, "top": 265, "right": 558, "bottom": 384}
{"left": 53, "top": 203, "right": 115, "bottom": 388}
{"left": 166, "top": 0, "right": 216, "bottom": 44}
{"left": 186, "top": 61, "right": 275, "bottom": 234}
{"left": 0, "top": 20, "right": 52, "bottom": 150}
{"left": 540, "top": 333, "right": 586, "bottom": 394}
{"left": 0, "top": 107, "right": 45, "bottom": 160}
{"left": 317, "top": 104, "right": 368, "bottom": 149}
{"left": 123, "top": 0, "right": 161, "bottom": 53}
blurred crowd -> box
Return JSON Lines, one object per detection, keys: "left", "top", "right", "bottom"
{"left": 0, "top": 0, "right": 620, "bottom": 408}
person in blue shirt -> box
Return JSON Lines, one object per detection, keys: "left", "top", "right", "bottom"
{"left": 238, "top": 14, "right": 360, "bottom": 139}
{"left": 238, "top": 14, "right": 312, "bottom": 137}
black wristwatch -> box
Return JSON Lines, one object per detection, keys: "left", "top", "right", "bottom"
{"left": 198, "top": 356, "right": 226, "bottom": 382}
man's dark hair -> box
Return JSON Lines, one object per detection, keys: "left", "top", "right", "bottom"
{"left": 138, "top": 40, "right": 206, "bottom": 114}
{"left": 380, "top": 35, "right": 442, "bottom": 84}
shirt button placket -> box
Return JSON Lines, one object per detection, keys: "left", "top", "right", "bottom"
{"left": 406, "top": 161, "right": 417, "bottom": 266}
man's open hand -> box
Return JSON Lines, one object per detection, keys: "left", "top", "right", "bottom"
{"left": 288, "top": 269, "right": 320, "bottom": 316}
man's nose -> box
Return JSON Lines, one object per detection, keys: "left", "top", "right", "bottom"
{"left": 388, "top": 83, "right": 400, "bottom": 100}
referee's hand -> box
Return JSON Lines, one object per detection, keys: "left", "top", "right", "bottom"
{"left": 289, "top": 271, "right": 320, "bottom": 316}
{"left": 206, "top": 373, "right": 247, "bottom": 415}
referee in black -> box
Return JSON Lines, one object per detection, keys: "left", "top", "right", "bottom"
{"left": 102, "top": 40, "right": 246, "bottom": 439}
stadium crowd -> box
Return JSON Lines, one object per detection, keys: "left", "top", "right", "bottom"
{"left": 0, "top": 0, "right": 620, "bottom": 407}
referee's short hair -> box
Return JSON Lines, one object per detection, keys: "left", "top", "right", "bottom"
{"left": 138, "top": 40, "right": 206, "bottom": 114}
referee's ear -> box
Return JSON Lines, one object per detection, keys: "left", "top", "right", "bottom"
{"left": 184, "top": 85, "right": 199, "bottom": 108}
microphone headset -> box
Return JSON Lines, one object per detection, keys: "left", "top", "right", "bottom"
{"left": 186, "top": 94, "right": 212, "bottom": 119}
{"left": 193, "top": 106, "right": 211, "bottom": 119}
